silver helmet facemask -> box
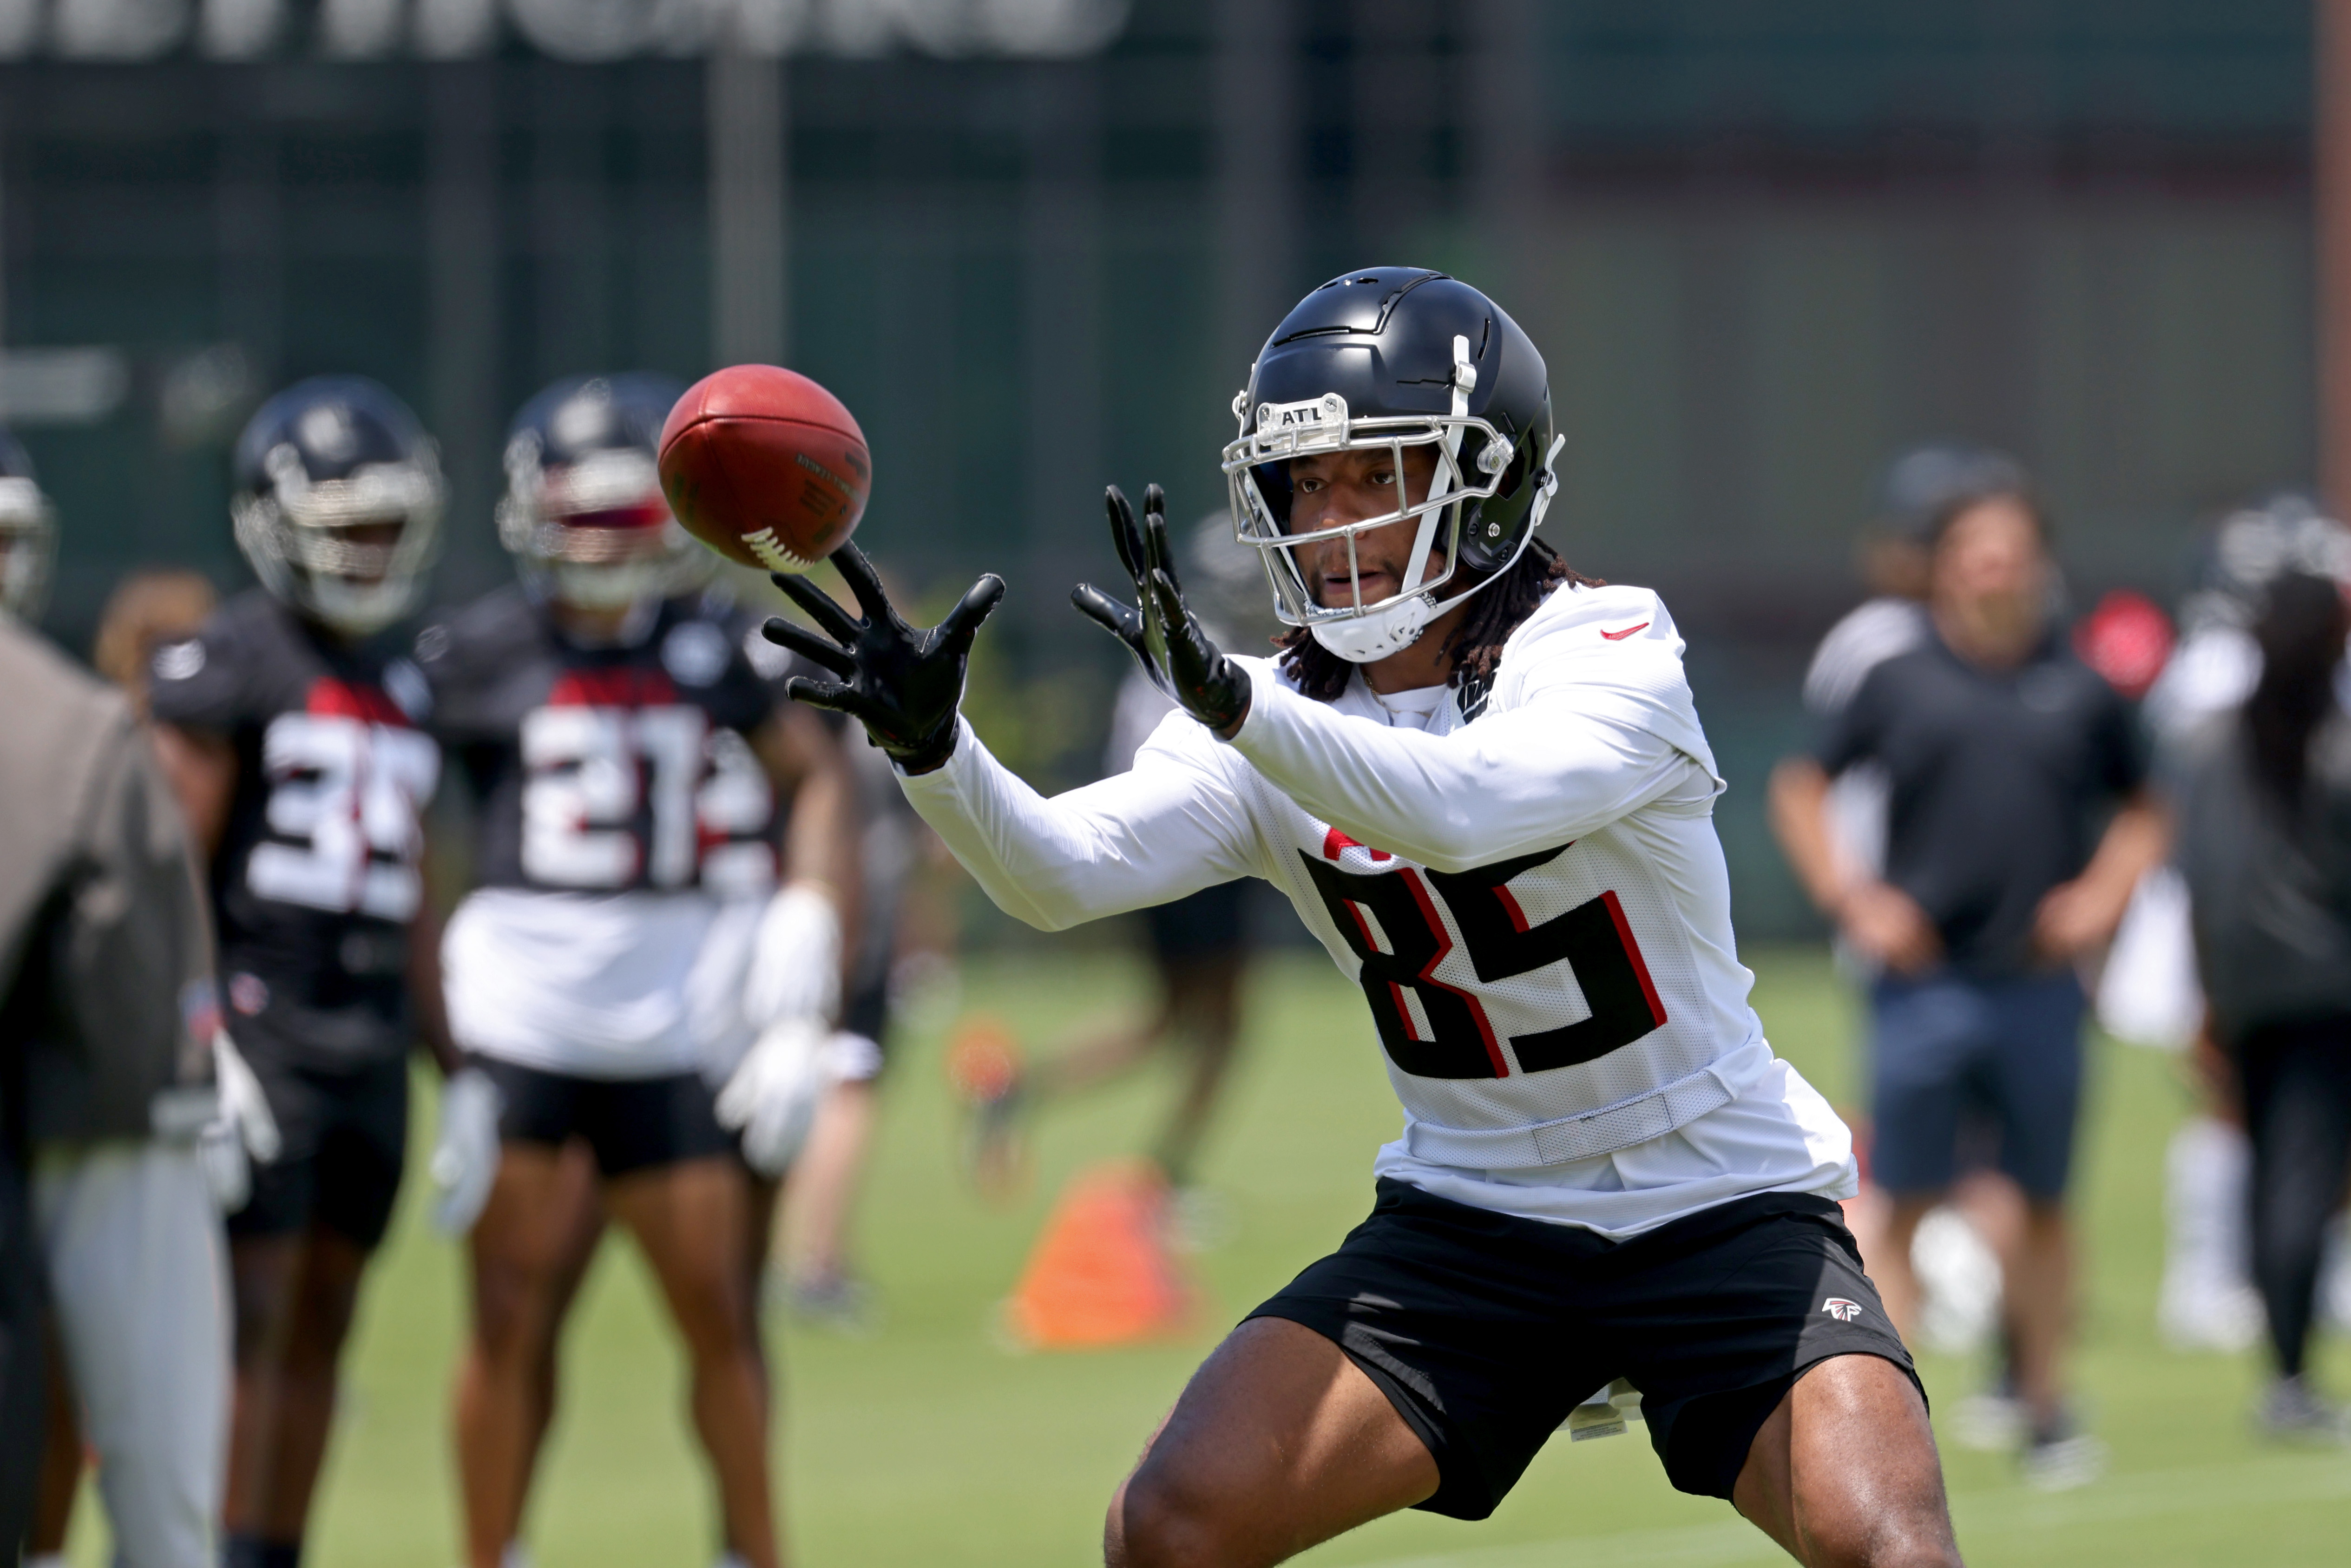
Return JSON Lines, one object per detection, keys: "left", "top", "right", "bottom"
{"left": 0, "top": 477, "right": 57, "bottom": 620}
{"left": 1223, "top": 334, "right": 1563, "bottom": 664}
{"left": 232, "top": 444, "right": 443, "bottom": 636}
{"left": 498, "top": 437, "right": 703, "bottom": 611}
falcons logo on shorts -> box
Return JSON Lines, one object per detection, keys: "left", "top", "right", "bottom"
{"left": 1821, "top": 1297, "right": 1863, "bottom": 1322}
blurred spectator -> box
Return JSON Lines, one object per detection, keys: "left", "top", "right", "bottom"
{"left": 0, "top": 607, "right": 229, "bottom": 1567}
{"left": 2171, "top": 571, "right": 2351, "bottom": 1440}
{"left": 2140, "top": 498, "right": 2351, "bottom": 1353}
{"left": 26, "top": 567, "right": 223, "bottom": 1568}
{"left": 1782, "top": 443, "right": 2037, "bottom": 1446}
{"left": 1770, "top": 485, "right": 2166, "bottom": 1488}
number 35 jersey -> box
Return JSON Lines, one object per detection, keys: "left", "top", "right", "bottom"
{"left": 148, "top": 590, "right": 441, "bottom": 1067}
{"left": 899, "top": 582, "right": 1855, "bottom": 1237}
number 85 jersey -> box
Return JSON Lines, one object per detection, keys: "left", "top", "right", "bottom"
{"left": 902, "top": 583, "right": 1846, "bottom": 1203}
{"left": 148, "top": 589, "right": 441, "bottom": 1066}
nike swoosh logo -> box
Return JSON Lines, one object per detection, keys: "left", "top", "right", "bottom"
{"left": 1599, "top": 622, "right": 1649, "bottom": 641}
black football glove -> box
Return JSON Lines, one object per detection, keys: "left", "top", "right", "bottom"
{"left": 762, "top": 542, "right": 1004, "bottom": 774}
{"left": 1072, "top": 484, "right": 1252, "bottom": 737}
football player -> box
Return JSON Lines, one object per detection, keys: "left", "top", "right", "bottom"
{"left": 0, "top": 427, "right": 56, "bottom": 622}
{"left": 419, "top": 374, "right": 853, "bottom": 1568}
{"left": 768, "top": 269, "right": 1962, "bottom": 1566}
{"left": 147, "top": 377, "right": 454, "bottom": 1568}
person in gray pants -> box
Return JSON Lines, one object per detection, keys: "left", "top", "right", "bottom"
{"left": 0, "top": 600, "right": 241, "bottom": 1568}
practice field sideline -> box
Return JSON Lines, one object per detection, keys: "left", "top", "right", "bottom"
{"left": 61, "top": 946, "right": 2349, "bottom": 1566}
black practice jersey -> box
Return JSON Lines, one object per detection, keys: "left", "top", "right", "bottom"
{"left": 418, "top": 586, "right": 786, "bottom": 897}
{"left": 148, "top": 589, "right": 441, "bottom": 1067}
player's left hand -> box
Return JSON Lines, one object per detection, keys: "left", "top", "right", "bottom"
{"left": 429, "top": 1067, "right": 505, "bottom": 1236}
{"left": 718, "top": 1017, "right": 833, "bottom": 1178}
{"left": 1073, "top": 483, "right": 1252, "bottom": 738}
{"left": 763, "top": 543, "right": 1003, "bottom": 775}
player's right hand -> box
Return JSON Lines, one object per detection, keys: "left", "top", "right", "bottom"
{"left": 762, "top": 541, "right": 1004, "bottom": 775}
{"left": 429, "top": 1067, "right": 505, "bottom": 1236}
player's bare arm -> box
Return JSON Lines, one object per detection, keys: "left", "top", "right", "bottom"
{"left": 753, "top": 701, "right": 862, "bottom": 971}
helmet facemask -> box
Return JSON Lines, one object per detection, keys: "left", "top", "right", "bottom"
{"left": 499, "top": 441, "right": 704, "bottom": 611}
{"left": 1223, "top": 333, "right": 1561, "bottom": 664}
{"left": 0, "top": 477, "right": 56, "bottom": 620}
{"left": 233, "top": 444, "right": 442, "bottom": 636}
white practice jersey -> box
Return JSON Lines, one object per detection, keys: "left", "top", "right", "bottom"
{"left": 442, "top": 887, "right": 755, "bottom": 1079}
{"left": 900, "top": 582, "right": 1854, "bottom": 1236}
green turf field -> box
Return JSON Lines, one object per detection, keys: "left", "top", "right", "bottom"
{"left": 67, "top": 945, "right": 2351, "bottom": 1565}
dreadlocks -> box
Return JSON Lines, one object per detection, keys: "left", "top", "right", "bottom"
{"left": 1274, "top": 537, "right": 1601, "bottom": 703}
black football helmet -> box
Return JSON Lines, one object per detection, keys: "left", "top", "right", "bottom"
{"left": 232, "top": 376, "right": 444, "bottom": 635}
{"left": 1222, "top": 267, "right": 1562, "bottom": 663}
{"left": 498, "top": 372, "right": 699, "bottom": 610}
{"left": 0, "top": 427, "right": 56, "bottom": 620}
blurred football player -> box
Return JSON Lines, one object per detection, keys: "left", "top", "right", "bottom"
{"left": 0, "top": 427, "right": 56, "bottom": 627}
{"left": 147, "top": 378, "right": 455, "bottom": 1568}
{"left": 957, "top": 518, "right": 1277, "bottom": 1201}
{"left": 768, "top": 269, "right": 1962, "bottom": 1565}
{"left": 418, "top": 374, "right": 853, "bottom": 1568}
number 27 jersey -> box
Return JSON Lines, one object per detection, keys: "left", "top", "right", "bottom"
{"left": 416, "top": 586, "right": 782, "bottom": 898}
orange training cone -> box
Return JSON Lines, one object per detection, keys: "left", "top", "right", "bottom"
{"left": 1001, "top": 1159, "right": 1197, "bottom": 1350}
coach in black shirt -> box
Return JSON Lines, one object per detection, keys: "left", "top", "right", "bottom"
{"left": 1773, "top": 485, "right": 2166, "bottom": 1485}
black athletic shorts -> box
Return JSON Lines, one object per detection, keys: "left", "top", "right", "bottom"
{"left": 1247, "top": 1181, "right": 1921, "bottom": 1520}
{"left": 230, "top": 1050, "right": 409, "bottom": 1251}
{"left": 478, "top": 1059, "right": 732, "bottom": 1179}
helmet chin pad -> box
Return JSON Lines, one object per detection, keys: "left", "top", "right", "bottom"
{"left": 1308, "top": 590, "right": 1437, "bottom": 663}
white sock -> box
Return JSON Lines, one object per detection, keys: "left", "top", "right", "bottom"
{"left": 2160, "top": 1116, "right": 2261, "bottom": 1349}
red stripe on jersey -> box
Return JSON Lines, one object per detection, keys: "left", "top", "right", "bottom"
{"left": 1323, "top": 826, "right": 1392, "bottom": 862}
{"left": 1402, "top": 868, "right": 1508, "bottom": 1076}
{"left": 1601, "top": 889, "right": 1668, "bottom": 1028}
{"left": 306, "top": 677, "right": 408, "bottom": 727}
{"left": 1492, "top": 882, "right": 1531, "bottom": 934}
{"left": 548, "top": 667, "right": 678, "bottom": 709}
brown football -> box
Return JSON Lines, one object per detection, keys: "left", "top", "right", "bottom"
{"left": 657, "top": 365, "right": 871, "bottom": 574}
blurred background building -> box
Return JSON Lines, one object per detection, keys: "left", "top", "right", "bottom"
{"left": 0, "top": 0, "right": 2316, "bottom": 934}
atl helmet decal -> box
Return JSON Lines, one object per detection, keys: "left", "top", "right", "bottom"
{"left": 1822, "top": 1297, "right": 1864, "bottom": 1322}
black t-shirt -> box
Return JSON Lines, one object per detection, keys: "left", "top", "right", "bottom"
{"left": 147, "top": 589, "right": 441, "bottom": 1066}
{"left": 417, "top": 586, "right": 786, "bottom": 897}
{"left": 1814, "top": 629, "right": 2146, "bottom": 975}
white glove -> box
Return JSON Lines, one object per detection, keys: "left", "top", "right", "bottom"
{"left": 429, "top": 1068, "right": 505, "bottom": 1236}
{"left": 716, "top": 1017, "right": 832, "bottom": 1177}
{"left": 201, "top": 1031, "right": 281, "bottom": 1214}
{"left": 742, "top": 882, "right": 842, "bottom": 1031}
